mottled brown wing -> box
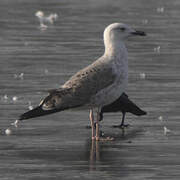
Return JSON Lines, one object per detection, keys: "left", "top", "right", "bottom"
{"left": 62, "top": 58, "right": 116, "bottom": 104}
{"left": 41, "top": 58, "right": 116, "bottom": 110}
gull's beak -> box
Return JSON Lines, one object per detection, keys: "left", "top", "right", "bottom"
{"left": 131, "top": 30, "right": 146, "bottom": 36}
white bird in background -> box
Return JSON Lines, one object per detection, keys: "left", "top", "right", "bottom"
{"left": 35, "top": 10, "right": 58, "bottom": 30}
{"left": 18, "top": 23, "right": 146, "bottom": 141}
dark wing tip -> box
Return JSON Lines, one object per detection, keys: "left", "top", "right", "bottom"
{"left": 18, "top": 106, "right": 48, "bottom": 121}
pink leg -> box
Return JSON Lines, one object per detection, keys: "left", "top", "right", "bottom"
{"left": 95, "top": 108, "right": 100, "bottom": 141}
{"left": 89, "top": 109, "right": 95, "bottom": 140}
{"left": 96, "top": 108, "right": 114, "bottom": 141}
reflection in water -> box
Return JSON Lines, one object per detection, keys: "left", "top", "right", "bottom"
{"left": 88, "top": 129, "right": 127, "bottom": 171}
{"left": 89, "top": 140, "right": 100, "bottom": 171}
{"left": 0, "top": 126, "right": 169, "bottom": 179}
{"left": 16, "top": 128, "right": 134, "bottom": 171}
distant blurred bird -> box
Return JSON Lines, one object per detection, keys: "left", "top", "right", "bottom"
{"left": 98, "top": 92, "right": 147, "bottom": 128}
{"left": 35, "top": 11, "right": 58, "bottom": 26}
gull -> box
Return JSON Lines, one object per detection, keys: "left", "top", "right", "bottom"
{"left": 35, "top": 11, "right": 58, "bottom": 25}
{"left": 18, "top": 23, "right": 146, "bottom": 140}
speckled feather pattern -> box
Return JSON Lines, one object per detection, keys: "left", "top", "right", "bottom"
{"left": 18, "top": 23, "right": 147, "bottom": 121}
{"left": 41, "top": 23, "right": 131, "bottom": 111}
{"left": 42, "top": 56, "right": 117, "bottom": 110}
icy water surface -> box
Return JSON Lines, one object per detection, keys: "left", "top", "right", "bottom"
{"left": 0, "top": 0, "right": 180, "bottom": 179}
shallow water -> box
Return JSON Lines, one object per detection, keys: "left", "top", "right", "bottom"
{"left": 0, "top": 0, "right": 180, "bottom": 179}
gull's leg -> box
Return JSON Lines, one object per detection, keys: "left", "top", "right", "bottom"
{"left": 95, "top": 140, "right": 100, "bottom": 161}
{"left": 87, "top": 110, "right": 104, "bottom": 137}
{"left": 89, "top": 140, "right": 96, "bottom": 171}
{"left": 86, "top": 111, "right": 96, "bottom": 129}
{"left": 120, "top": 112, "right": 129, "bottom": 127}
{"left": 113, "top": 112, "right": 129, "bottom": 128}
{"left": 96, "top": 108, "right": 114, "bottom": 141}
{"left": 95, "top": 108, "right": 101, "bottom": 141}
{"left": 120, "top": 112, "right": 126, "bottom": 126}
{"left": 86, "top": 110, "right": 103, "bottom": 129}
{"left": 89, "top": 109, "right": 95, "bottom": 140}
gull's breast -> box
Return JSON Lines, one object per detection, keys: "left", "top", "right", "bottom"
{"left": 90, "top": 61, "right": 128, "bottom": 107}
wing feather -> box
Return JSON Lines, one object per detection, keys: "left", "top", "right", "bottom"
{"left": 42, "top": 57, "right": 116, "bottom": 110}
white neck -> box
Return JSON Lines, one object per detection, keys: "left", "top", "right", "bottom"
{"left": 104, "top": 40, "right": 127, "bottom": 56}
{"left": 104, "top": 38, "right": 128, "bottom": 67}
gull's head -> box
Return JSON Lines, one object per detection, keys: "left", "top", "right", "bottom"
{"left": 104, "top": 23, "right": 146, "bottom": 45}
{"left": 35, "top": 11, "right": 44, "bottom": 18}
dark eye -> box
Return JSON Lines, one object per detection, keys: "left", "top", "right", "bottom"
{"left": 119, "top": 27, "right": 125, "bottom": 31}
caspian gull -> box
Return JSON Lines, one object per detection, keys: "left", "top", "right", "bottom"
{"left": 18, "top": 23, "right": 146, "bottom": 140}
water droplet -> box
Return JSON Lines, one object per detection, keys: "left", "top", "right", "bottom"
{"left": 5, "top": 128, "right": 12, "bottom": 135}
{"left": 139, "top": 73, "right": 146, "bottom": 79}
{"left": 19, "top": 73, "right": 24, "bottom": 79}
{"left": 13, "top": 74, "right": 18, "bottom": 79}
{"left": 157, "top": 7, "right": 164, "bottom": 13}
{"left": 142, "top": 19, "right": 148, "bottom": 24}
{"left": 28, "top": 101, "right": 33, "bottom": 110}
{"left": 164, "top": 126, "right": 170, "bottom": 135}
{"left": 3, "top": 94, "right": 8, "bottom": 100}
{"left": 158, "top": 116, "right": 163, "bottom": 121}
{"left": 11, "top": 120, "right": 19, "bottom": 128}
{"left": 13, "top": 73, "right": 24, "bottom": 79}
{"left": 28, "top": 105, "right": 33, "bottom": 110}
{"left": 12, "top": 96, "right": 18, "bottom": 101}
{"left": 154, "top": 46, "right": 161, "bottom": 53}
{"left": 44, "top": 69, "right": 49, "bottom": 74}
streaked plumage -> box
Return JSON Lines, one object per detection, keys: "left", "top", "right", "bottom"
{"left": 18, "top": 23, "right": 146, "bottom": 140}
